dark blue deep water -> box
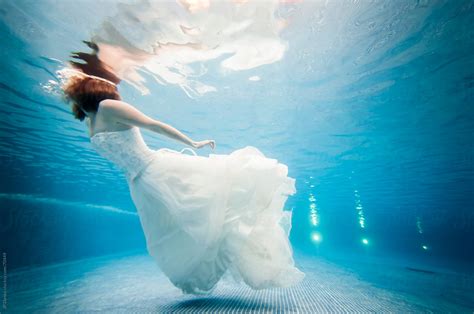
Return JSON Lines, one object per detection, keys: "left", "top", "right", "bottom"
{"left": 1, "top": 0, "right": 473, "bottom": 312}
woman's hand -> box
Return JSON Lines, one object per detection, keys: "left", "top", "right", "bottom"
{"left": 192, "top": 140, "right": 216, "bottom": 150}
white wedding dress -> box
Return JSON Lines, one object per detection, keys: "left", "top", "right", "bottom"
{"left": 90, "top": 126, "right": 305, "bottom": 294}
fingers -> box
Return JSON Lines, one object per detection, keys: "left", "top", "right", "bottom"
{"left": 194, "top": 140, "right": 215, "bottom": 150}
{"left": 209, "top": 140, "right": 215, "bottom": 150}
{"left": 70, "top": 52, "right": 97, "bottom": 62}
{"left": 82, "top": 40, "right": 99, "bottom": 52}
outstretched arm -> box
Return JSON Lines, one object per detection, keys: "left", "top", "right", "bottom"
{"left": 99, "top": 99, "right": 215, "bottom": 149}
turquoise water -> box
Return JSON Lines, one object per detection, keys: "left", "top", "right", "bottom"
{"left": 1, "top": 0, "right": 473, "bottom": 312}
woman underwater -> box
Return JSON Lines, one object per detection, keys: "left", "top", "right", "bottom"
{"left": 61, "top": 42, "right": 304, "bottom": 295}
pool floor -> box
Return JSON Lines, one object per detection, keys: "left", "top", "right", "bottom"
{"left": 7, "top": 252, "right": 473, "bottom": 313}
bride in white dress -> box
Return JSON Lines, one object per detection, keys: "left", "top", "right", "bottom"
{"left": 60, "top": 48, "right": 304, "bottom": 294}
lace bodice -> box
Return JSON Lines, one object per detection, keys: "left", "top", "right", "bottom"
{"left": 90, "top": 127, "right": 156, "bottom": 181}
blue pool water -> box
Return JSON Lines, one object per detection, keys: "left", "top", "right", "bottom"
{"left": 1, "top": 0, "right": 473, "bottom": 312}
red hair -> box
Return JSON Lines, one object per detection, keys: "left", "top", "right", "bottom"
{"left": 62, "top": 75, "right": 121, "bottom": 121}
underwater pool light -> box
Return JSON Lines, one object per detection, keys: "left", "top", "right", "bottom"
{"left": 422, "top": 245, "right": 428, "bottom": 250}
{"left": 311, "top": 232, "right": 322, "bottom": 243}
{"left": 362, "top": 238, "right": 369, "bottom": 245}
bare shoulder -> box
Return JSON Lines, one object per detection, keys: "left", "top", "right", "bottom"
{"left": 99, "top": 99, "right": 135, "bottom": 114}
{"left": 99, "top": 99, "right": 124, "bottom": 110}
{"left": 97, "top": 99, "right": 150, "bottom": 127}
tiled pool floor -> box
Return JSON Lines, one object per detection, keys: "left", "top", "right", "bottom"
{"left": 6, "top": 252, "right": 473, "bottom": 313}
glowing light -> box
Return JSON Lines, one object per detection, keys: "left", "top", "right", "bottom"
{"left": 362, "top": 238, "right": 369, "bottom": 245}
{"left": 422, "top": 245, "right": 428, "bottom": 250}
{"left": 311, "top": 232, "right": 322, "bottom": 243}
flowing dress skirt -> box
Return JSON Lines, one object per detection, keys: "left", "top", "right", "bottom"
{"left": 128, "top": 146, "right": 305, "bottom": 294}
